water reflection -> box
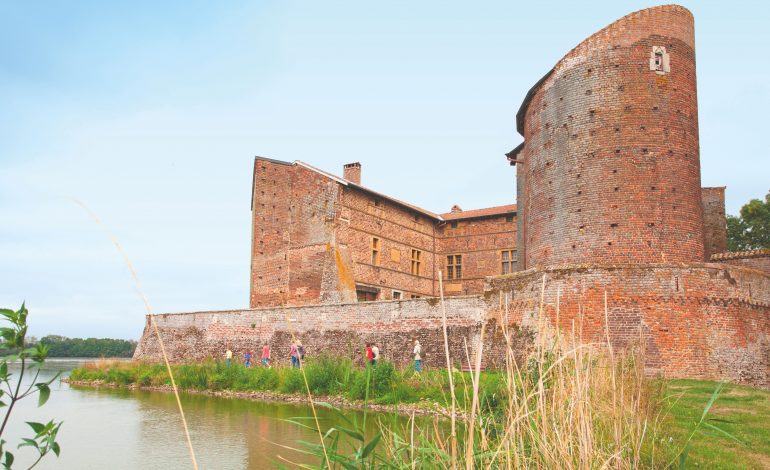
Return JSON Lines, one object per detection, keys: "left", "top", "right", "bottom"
{"left": 2, "top": 360, "right": 431, "bottom": 469}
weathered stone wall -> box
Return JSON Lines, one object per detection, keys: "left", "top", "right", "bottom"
{"left": 516, "top": 5, "right": 704, "bottom": 269}
{"left": 486, "top": 263, "right": 770, "bottom": 388}
{"left": 712, "top": 249, "right": 770, "bottom": 276}
{"left": 134, "top": 296, "right": 531, "bottom": 370}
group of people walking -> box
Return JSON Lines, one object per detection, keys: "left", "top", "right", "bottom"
{"left": 224, "top": 339, "right": 424, "bottom": 372}
{"left": 225, "top": 343, "right": 273, "bottom": 368}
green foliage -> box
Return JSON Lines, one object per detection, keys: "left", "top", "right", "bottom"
{"left": 0, "top": 335, "right": 136, "bottom": 358}
{"left": 0, "top": 304, "right": 62, "bottom": 469}
{"left": 727, "top": 190, "right": 770, "bottom": 251}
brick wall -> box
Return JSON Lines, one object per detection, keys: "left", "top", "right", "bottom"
{"left": 515, "top": 5, "right": 705, "bottom": 269}
{"left": 133, "top": 296, "right": 530, "bottom": 370}
{"left": 702, "top": 187, "right": 727, "bottom": 259}
{"left": 438, "top": 215, "right": 517, "bottom": 296}
{"left": 338, "top": 186, "right": 437, "bottom": 299}
{"left": 486, "top": 263, "right": 770, "bottom": 388}
{"left": 250, "top": 159, "right": 356, "bottom": 307}
{"left": 712, "top": 250, "right": 770, "bottom": 276}
{"left": 251, "top": 159, "right": 519, "bottom": 304}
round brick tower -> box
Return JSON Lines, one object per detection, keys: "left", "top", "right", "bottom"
{"left": 512, "top": 5, "right": 704, "bottom": 270}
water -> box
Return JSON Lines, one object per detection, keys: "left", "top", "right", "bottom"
{"left": 2, "top": 359, "right": 423, "bottom": 469}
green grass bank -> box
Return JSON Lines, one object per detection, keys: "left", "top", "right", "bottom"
{"left": 69, "top": 357, "right": 770, "bottom": 468}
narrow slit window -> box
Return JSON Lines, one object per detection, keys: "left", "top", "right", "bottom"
{"left": 371, "top": 237, "right": 380, "bottom": 265}
{"left": 411, "top": 249, "right": 422, "bottom": 276}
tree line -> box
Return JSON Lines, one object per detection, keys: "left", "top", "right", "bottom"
{"left": 0, "top": 335, "right": 137, "bottom": 358}
{"left": 727, "top": 190, "right": 770, "bottom": 251}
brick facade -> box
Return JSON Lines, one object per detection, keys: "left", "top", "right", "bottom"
{"left": 250, "top": 159, "right": 518, "bottom": 306}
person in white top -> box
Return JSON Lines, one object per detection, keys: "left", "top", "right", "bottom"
{"left": 225, "top": 348, "right": 233, "bottom": 367}
{"left": 413, "top": 340, "right": 422, "bottom": 372}
{"left": 371, "top": 344, "right": 380, "bottom": 367}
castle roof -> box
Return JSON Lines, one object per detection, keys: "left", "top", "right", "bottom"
{"left": 255, "top": 157, "right": 516, "bottom": 222}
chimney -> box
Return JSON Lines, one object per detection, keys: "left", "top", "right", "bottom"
{"left": 343, "top": 162, "right": 361, "bottom": 184}
{"left": 451, "top": 204, "right": 463, "bottom": 213}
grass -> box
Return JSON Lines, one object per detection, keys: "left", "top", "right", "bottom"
{"left": 69, "top": 356, "right": 504, "bottom": 407}
{"left": 663, "top": 379, "right": 770, "bottom": 469}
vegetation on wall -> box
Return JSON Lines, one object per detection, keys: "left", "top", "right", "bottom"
{"left": 727, "top": 190, "right": 770, "bottom": 251}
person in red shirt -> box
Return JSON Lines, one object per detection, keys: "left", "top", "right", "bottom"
{"left": 365, "top": 343, "right": 374, "bottom": 367}
{"left": 261, "top": 343, "right": 271, "bottom": 368}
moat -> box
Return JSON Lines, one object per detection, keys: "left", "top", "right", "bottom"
{"left": 5, "top": 359, "right": 416, "bottom": 469}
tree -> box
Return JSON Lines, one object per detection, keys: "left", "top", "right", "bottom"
{"left": 726, "top": 190, "right": 770, "bottom": 251}
{"left": 0, "top": 304, "right": 62, "bottom": 469}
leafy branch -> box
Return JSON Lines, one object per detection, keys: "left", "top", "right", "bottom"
{"left": 0, "top": 304, "right": 62, "bottom": 469}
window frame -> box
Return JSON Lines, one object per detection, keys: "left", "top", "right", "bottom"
{"left": 446, "top": 254, "right": 463, "bottom": 280}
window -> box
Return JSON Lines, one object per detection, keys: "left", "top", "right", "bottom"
{"left": 371, "top": 237, "right": 380, "bottom": 265}
{"left": 501, "top": 250, "right": 516, "bottom": 274}
{"left": 410, "top": 249, "right": 422, "bottom": 276}
{"left": 410, "top": 294, "right": 421, "bottom": 299}
{"left": 392, "top": 290, "right": 402, "bottom": 300}
{"left": 649, "top": 46, "right": 670, "bottom": 74}
{"left": 505, "top": 215, "right": 514, "bottom": 223}
{"left": 450, "top": 221, "right": 458, "bottom": 229}
{"left": 356, "top": 285, "right": 379, "bottom": 302}
{"left": 446, "top": 254, "right": 462, "bottom": 280}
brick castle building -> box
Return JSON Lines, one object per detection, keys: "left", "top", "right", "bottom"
{"left": 136, "top": 5, "right": 770, "bottom": 388}
{"left": 249, "top": 158, "right": 516, "bottom": 307}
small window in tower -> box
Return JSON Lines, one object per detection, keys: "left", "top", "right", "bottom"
{"left": 649, "top": 46, "right": 670, "bottom": 74}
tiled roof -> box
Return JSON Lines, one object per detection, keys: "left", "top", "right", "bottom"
{"left": 440, "top": 204, "right": 517, "bottom": 221}
{"left": 710, "top": 248, "right": 770, "bottom": 261}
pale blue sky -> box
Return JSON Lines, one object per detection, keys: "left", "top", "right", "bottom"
{"left": 1, "top": 1, "right": 768, "bottom": 339}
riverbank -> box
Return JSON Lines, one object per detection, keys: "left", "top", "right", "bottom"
{"left": 68, "top": 357, "right": 770, "bottom": 468}
{"left": 64, "top": 378, "right": 452, "bottom": 418}
{"left": 67, "top": 357, "right": 493, "bottom": 417}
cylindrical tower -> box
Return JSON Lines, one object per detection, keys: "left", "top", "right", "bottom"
{"left": 513, "top": 5, "right": 704, "bottom": 270}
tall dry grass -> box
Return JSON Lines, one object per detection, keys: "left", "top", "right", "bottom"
{"left": 294, "top": 275, "right": 671, "bottom": 469}
{"left": 380, "top": 311, "right": 662, "bottom": 468}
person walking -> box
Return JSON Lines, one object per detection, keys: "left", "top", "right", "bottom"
{"left": 297, "top": 340, "right": 305, "bottom": 366}
{"left": 365, "top": 343, "right": 374, "bottom": 367}
{"left": 225, "top": 347, "right": 233, "bottom": 367}
{"left": 371, "top": 344, "right": 380, "bottom": 367}
{"left": 413, "top": 339, "right": 422, "bottom": 373}
{"left": 244, "top": 350, "right": 252, "bottom": 368}
{"left": 290, "top": 341, "right": 299, "bottom": 368}
{"left": 262, "top": 343, "right": 271, "bottom": 368}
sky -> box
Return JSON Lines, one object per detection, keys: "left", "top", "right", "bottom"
{"left": 1, "top": 1, "right": 768, "bottom": 340}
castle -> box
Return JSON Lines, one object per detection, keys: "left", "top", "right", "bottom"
{"left": 135, "top": 5, "right": 770, "bottom": 388}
